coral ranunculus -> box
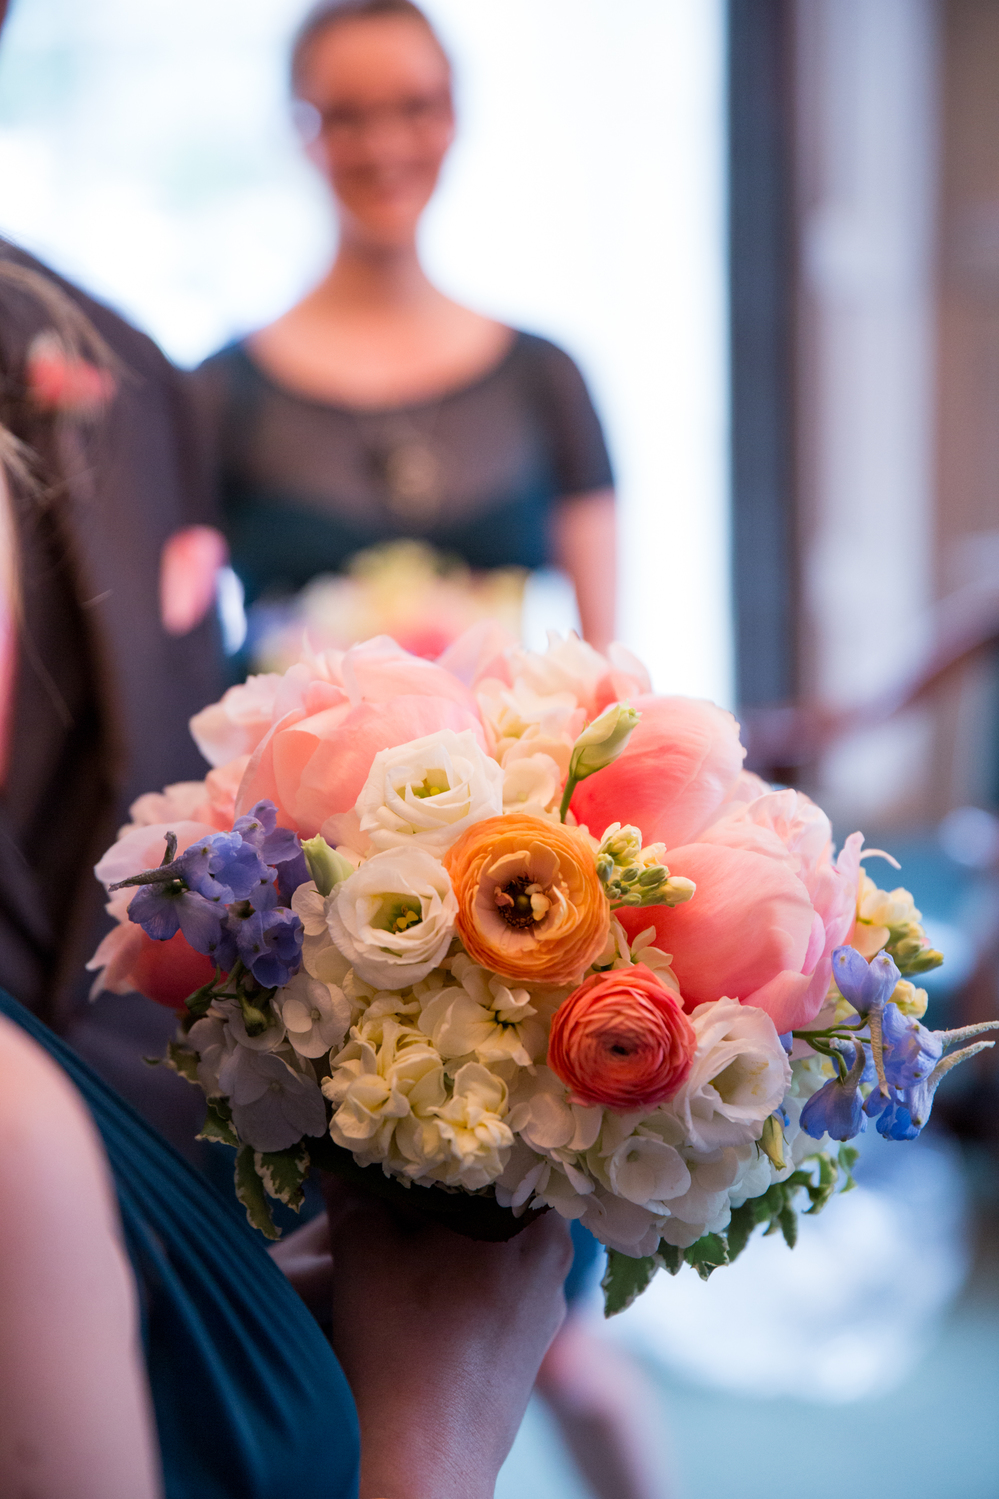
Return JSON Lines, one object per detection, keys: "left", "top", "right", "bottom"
{"left": 568, "top": 695, "right": 746, "bottom": 850}
{"left": 547, "top": 964, "right": 696, "bottom": 1112}
{"left": 444, "top": 814, "right": 609, "bottom": 986}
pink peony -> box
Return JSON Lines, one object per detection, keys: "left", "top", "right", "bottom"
{"left": 189, "top": 673, "right": 285, "bottom": 768}
{"left": 569, "top": 695, "right": 745, "bottom": 848}
{"left": 547, "top": 964, "right": 696, "bottom": 1112}
{"left": 237, "top": 694, "right": 484, "bottom": 844}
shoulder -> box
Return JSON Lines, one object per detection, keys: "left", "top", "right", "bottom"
{"left": 0, "top": 1014, "right": 114, "bottom": 1201}
{"left": 0, "top": 238, "right": 176, "bottom": 387}
{"left": 512, "top": 330, "right": 587, "bottom": 378}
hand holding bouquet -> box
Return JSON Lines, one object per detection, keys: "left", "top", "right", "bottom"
{"left": 89, "top": 628, "right": 995, "bottom": 1312}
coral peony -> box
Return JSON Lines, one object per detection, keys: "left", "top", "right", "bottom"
{"left": 444, "top": 814, "right": 609, "bottom": 985}
{"left": 127, "top": 928, "right": 218, "bottom": 1008}
{"left": 569, "top": 695, "right": 745, "bottom": 850}
{"left": 618, "top": 842, "right": 823, "bottom": 1032}
{"left": 547, "top": 964, "right": 696, "bottom": 1112}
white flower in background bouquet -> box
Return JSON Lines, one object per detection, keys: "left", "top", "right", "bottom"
{"left": 89, "top": 627, "right": 996, "bottom": 1312}
{"left": 251, "top": 538, "right": 525, "bottom": 671}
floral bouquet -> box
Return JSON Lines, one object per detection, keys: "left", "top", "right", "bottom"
{"left": 250, "top": 539, "right": 525, "bottom": 671}
{"left": 89, "top": 629, "right": 996, "bottom": 1312}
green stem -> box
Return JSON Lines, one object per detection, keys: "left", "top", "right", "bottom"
{"left": 558, "top": 774, "right": 578, "bottom": 823}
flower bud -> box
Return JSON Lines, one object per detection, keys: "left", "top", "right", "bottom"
{"left": 568, "top": 704, "right": 641, "bottom": 784}
{"left": 301, "top": 834, "right": 354, "bottom": 898}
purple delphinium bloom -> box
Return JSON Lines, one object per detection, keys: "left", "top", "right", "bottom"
{"left": 831, "top": 946, "right": 900, "bottom": 1019}
{"left": 800, "top": 1040, "right": 869, "bottom": 1141}
{"left": 880, "top": 1002, "right": 944, "bottom": 1089}
{"left": 127, "top": 881, "right": 227, "bottom": 954}
{"left": 230, "top": 905, "right": 303, "bottom": 988}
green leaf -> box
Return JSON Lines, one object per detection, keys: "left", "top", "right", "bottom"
{"left": 197, "top": 1098, "right": 239, "bottom": 1147}
{"left": 805, "top": 1152, "right": 839, "bottom": 1214}
{"left": 657, "top": 1241, "right": 684, "bottom": 1276}
{"left": 254, "top": 1145, "right": 310, "bottom": 1212}
{"left": 685, "top": 1232, "right": 729, "bottom": 1281}
{"left": 838, "top": 1144, "right": 860, "bottom": 1171}
{"left": 726, "top": 1200, "right": 757, "bottom": 1263}
{"left": 601, "top": 1250, "right": 661, "bottom": 1316}
{"left": 234, "top": 1145, "right": 280, "bottom": 1241}
{"left": 164, "top": 1041, "right": 200, "bottom": 1086}
{"left": 778, "top": 1204, "right": 798, "bottom": 1249}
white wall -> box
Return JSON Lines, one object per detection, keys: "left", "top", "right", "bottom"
{"left": 796, "top": 0, "right": 940, "bottom": 824}
{"left": 0, "top": 0, "right": 732, "bottom": 703}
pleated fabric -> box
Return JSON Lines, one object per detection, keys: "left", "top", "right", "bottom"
{"left": 0, "top": 989, "right": 360, "bottom": 1499}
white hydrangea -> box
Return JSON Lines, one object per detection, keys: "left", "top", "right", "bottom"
{"left": 217, "top": 1045, "right": 327, "bottom": 1153}
{"left": 417, "top": 954, "right": 546, "bottom": 1068}
{"left": 272, "top": 971, "right": 351, "bottom": 1059}
{"left": 355, "top": 729, "right": 503, "bottom": 855}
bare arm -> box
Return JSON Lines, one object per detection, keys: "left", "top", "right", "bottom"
{"left": 321, "top": 1183, "right": 571, "bottom": 1499}
{"left": 552, "top": 488, "right": 618, "bottom": 653}
{"left": 0, "top": 1017, "right": 162, "bottom": 1499}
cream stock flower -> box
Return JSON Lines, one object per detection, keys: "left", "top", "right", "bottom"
{"left": 324, "top": 1015, "right": 446, "bottom": 1167}
{"left": 426, "top": 1063, "right": 514, "bottom": 1190}
{"left": 327, "top": 846, "right": 458, "bottom": 988}
{"left": 355, "top": 728, "right": 503, "bottom": 855}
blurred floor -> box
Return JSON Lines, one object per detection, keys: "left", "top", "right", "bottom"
{"left": 498, "top": 1157, "right": 999, "bottom": 1499}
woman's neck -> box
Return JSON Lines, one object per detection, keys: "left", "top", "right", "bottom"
{"left": 313, "top": 236, "right": 442, "bottom": 317}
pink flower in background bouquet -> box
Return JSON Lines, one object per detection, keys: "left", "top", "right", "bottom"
{"left": 90, "top": 626, "right": 995, "bottom": 1311}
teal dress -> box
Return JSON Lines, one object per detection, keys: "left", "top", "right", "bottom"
{"left": 0, "top": 991, "right": 360, "bottom": 1499}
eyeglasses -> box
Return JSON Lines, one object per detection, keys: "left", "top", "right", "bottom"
{"left": 294, "top": 92, "right": 452, "bottom": 145}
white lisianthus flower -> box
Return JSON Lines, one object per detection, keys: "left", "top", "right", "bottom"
{"left": 355, "top": 729, "right": 503, "bottom": 855}
{"left": 662, "top": 997, "right": 791, "bottom": 1152}
{"left": 429, "top": 1063, "right": 514, "bottom": 1190}
{"left": 418, "top": 956, "right": 546, "bottom": 1067}
{"left": 501, "top": 752, "right": 562, "bottom": 817}
{"left": 217, "top": 1046, "right": 327, "bottom": 1152}
{"left": 272, "top": 971, "right": 351, "bottom": 1059}
{"left": 327, "top": 846, "right": 458, "bottom": 988}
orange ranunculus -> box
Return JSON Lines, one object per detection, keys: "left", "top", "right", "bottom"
{"left": 443, "top": 813, "right": 609, "bottom": 986}
{"left": 547, "top": 964, "right": 696, "bottom": 1112}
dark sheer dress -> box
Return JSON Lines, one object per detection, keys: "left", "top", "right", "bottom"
{"left": 0, "top": 990, "right": 360, "bottom": 1499}
{"left": 192, "top": 331, "right": 614, "bottom": 610}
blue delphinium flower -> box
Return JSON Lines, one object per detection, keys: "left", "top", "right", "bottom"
{"left": 127, "top": 881, "right": 228, "bottom": 954}
{"left": 830, "top": 946, "right": 900, "bottom": 1019}
{"left": 801, "top": 1040, "right": 870, "bottom": 1141}
{"left": 864, "top": 1082, "right": 922, "bottom": 1140}
{"left": 233, "top": 800, "right": 308, "bottom": 903}
{"left": 229, "top": 906, "right": 303, "bottom": 988}
{"left": 880, "top": 1002, "right": 943, "bottom": 1089}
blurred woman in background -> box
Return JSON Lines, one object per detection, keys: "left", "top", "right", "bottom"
{"left": 195, "top": 7, "right": 662, "bottom": 1498}
{"left": 194, "top": 0, "right": 617, "bottom": 657}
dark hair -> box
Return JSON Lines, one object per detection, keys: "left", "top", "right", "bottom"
{"left": 290, "top": 0, "right": 450, "bottom": 96}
